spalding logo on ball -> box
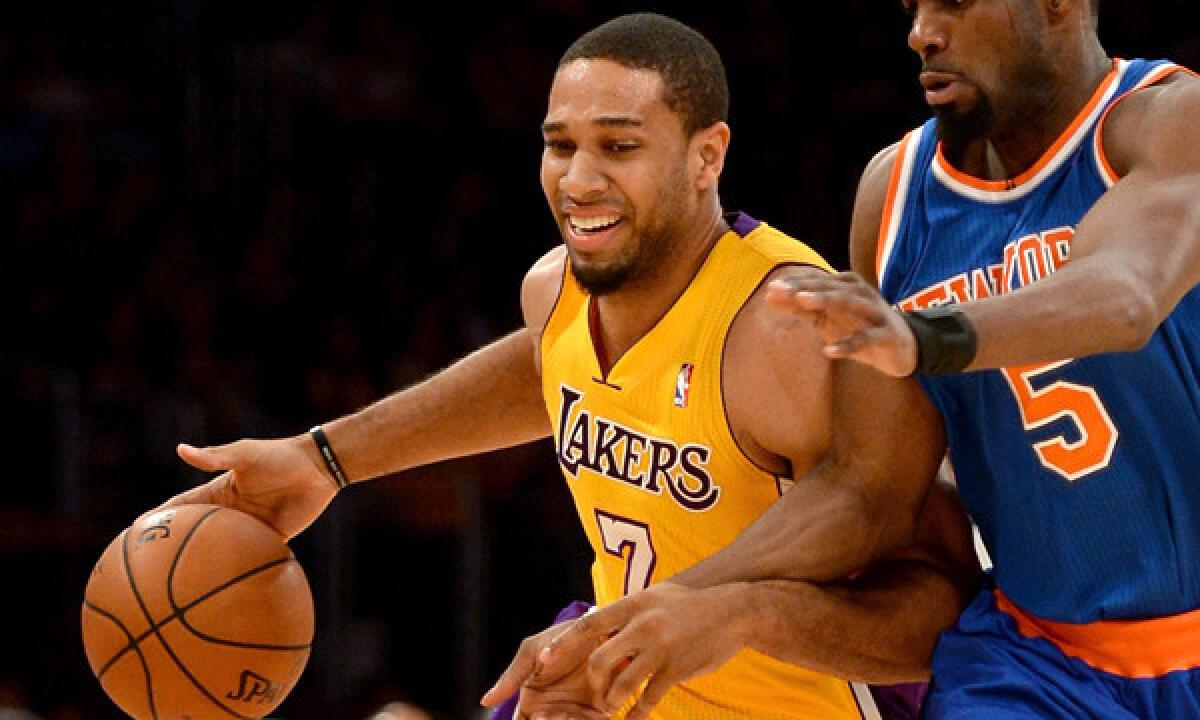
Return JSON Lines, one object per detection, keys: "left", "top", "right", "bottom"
{"left": 82, "top": 504, "right": 314, "bottom": 719}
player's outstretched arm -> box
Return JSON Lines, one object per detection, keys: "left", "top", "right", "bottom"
{"left": 771, "top": 73, "right": 1200, "bottom": 375}
{"left": 165, "top": 248, "right": 568, "bottom": 538}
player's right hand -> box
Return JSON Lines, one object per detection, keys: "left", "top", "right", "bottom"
{"left": 766, "top": 268, "right": 919, "bottom": 377}
{"left": 161, "top": 435, "right": 338, "bottom": 540}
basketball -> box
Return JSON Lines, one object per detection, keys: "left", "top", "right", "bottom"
{"left": 81, "top": 504, "right": 314, "bottom": 719}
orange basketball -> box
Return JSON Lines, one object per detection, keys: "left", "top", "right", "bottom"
{"left": 81, "top": 504, "right": 314, "bottom": 719}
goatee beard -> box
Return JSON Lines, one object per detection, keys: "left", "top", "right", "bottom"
{"left": 935, "top": 95, "right": 996, "bottom": 157}
{"left": 570, "top": 260, "right": 632, "bottom": 296}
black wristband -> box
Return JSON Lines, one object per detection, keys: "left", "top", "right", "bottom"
{"left": 902, "top": 307, "right": 978, "bottom": 376}
{"left": 309, "top": 425, "right": 349, "bottom": 490}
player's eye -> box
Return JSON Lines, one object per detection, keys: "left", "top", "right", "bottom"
{"left": 544, "top": 139, "right": 575, "bottom": 154}
{"left": 606, "top": 142, "right": 640, "bottom": 154}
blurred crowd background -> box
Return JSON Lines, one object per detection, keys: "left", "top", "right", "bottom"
{"left": 3, "top": 0, "right": 1197, "bottom": 717}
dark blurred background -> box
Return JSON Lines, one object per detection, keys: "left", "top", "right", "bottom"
{"left": 3, "top": 0, "right": 1197, "bottom": 718}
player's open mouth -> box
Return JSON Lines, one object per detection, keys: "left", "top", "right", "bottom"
{"left": 566, "top": 213, "right": 624, "bottom": 252}
{"left": 920, "top": 71, "right": 962, "bottom": 106}
{"left": 569, "top": 214, "right": 622, "bottom": 235}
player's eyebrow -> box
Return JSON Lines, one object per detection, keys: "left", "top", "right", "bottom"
{"left": 593, "top": 116, "right": 643, "bottom": 128}
{"left": 541, "top": 116, "right": 644, "bottom": 134}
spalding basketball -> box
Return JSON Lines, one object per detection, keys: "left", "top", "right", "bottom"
{"left": 82, "top": 504, "right": 314, "bottom": 719}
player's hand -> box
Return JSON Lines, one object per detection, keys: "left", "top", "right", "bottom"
{"left": 540, "top": 582, "right": 747, "bottom": 720}
{"left": 481, "top": 619, "right": 605, "bottom": 720}
{"left": 766, "top": 269, "right": 918, "bottom": 377}
{"left": 160, "top": 435, "right": 338, "bottom": 540}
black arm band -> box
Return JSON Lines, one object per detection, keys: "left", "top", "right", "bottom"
{"left": 309, "top": 425, "right": 349, "bottom": 489}
{"left": 902, "top": 307, "right": 978, "bottom": 376}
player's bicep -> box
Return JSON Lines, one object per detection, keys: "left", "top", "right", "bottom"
{"left": 520, "top": 246, "right": 568, "bottom": 374}
{"left": 817, "top": 359, "right": 947, "bottom": 542}
{"left": 726, "top": 263, "right": 834, "bottom": 473}
{"left": 1076, "top": 75, "right": 1200, "bottom": 311}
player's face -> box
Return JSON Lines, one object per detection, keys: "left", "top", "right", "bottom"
{"left": 902, "top": 0, "right": 1058, "bottom": 149}
{"left": 541, "top": 59, "right": 696, "bottom": 296}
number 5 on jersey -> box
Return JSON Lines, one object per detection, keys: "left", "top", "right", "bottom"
{"left": 1001, "top": 360, "right": 1118, "bottom": 482}
{"left": 595, "top": 510, "right": 656, "bottom": 595}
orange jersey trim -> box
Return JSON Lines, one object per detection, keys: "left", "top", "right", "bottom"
{"left": 876, "top": 131, "right": 917, "bottom": 284}
{"left": 1094, "top": 63, "right": 1197, "bottom": 184}
{"left": 996, "top": 590, "right": 1200, "bottom": 678}
{"left": 934, "top": 59, "right": 1121, "bottom": 191}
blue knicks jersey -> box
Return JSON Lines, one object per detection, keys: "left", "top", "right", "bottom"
{"left": 877, "top": 59, "right": 1200, "bottom": 623}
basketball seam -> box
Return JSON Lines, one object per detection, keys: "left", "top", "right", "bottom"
{"left": 84, "top": 600, "right": 150, "bottom": 681}
{"left": 123, "top": 507, "right": 254, "bottom": 720}
{"left": 170, "top": 554, "right": 312, "bottom": 650}
{"left": 85, "top": 529, "right": 160, "bottom": 720}
{"left": 94, "top": 554, "right": 312, "bottom": 677}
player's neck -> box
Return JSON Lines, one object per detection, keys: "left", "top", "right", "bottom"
{"left": 962, "top": 48, "right": 1110, "bottom": 181}
{"left": 592, "top": 207, "right": 727, "bottom": 372}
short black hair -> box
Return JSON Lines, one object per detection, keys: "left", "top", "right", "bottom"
{"left": 559, "top": 13, "right": 729, "bottom": 137}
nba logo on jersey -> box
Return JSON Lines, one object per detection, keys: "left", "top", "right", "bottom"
{"left": 674, "top": 363, "right": 695, "bottom": 408}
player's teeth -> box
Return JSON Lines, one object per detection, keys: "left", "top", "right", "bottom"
{"left": 571, "top": 215, "right": 620, "bottom": 231}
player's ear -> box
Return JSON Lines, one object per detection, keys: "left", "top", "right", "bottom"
{"left": 692, "top": 121, "right": 730, "bottom": 192}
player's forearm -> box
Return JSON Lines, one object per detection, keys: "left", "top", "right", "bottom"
{"left": 671, "top": 469, "right": 912, "bottom": 588}
{"left": 322, "top": 329, "right": 552, "bottom": 482}
{"left": 734, "top": 561, "right": 975, "bottom": 683}
{"left": 961, "top": 171, "right": 1200, "bottom": 371}
{"left": 962, "top": 259, "right": 1158, "bottom": 371}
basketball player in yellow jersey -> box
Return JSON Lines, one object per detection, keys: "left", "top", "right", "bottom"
{"left": 160, "top": 13, "right": 979, "bottom": 720}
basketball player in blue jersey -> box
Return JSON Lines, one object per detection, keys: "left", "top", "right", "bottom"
{"left": 156, "top": 13, "right": 980, "bottom": 720}
{"left": 538, "top": 1, "right": 1200, "bottom": 718}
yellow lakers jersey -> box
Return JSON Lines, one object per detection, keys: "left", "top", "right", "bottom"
{"left": 539, "top": 215, "right": 871, "bottom": 719}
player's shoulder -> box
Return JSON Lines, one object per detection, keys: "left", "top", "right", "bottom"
{"left": 1102, "top": 66, "right": 1200, "bottom": 178}
{"left": 521, "top": 245, "right": 567, "bottom": 334}
{"left": 850, "top": 140, "right": 905, "bottom": 282}
{"left": 723, "top": 261, "right": 834, "bottom": 473}
{"left": 734, "top": 218, "right": 834, "bottom": 273}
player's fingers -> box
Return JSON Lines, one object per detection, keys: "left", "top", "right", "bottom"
{"left": 824, "top": 324, "right": 893, "bottom": 356}
{"left": 768, "top": 267, "right": 842, "bottom": 294}
{"left": 623, "top": 674, "right": 673, "bottom": 720}
{"left": 177, "top": 441, "right": 236, "bottom": 473}
{"left": 153, "top": 473, "right": 233, "bottom": 512}
{"left": 585, "top": 637, "right": 634, "bottom": 701}
{"left": 481, "top": 634, "right": 542, "bottom": 706}
{"left": 602, "top": 649, "right": 661, "bottom": 714}
{"left": 542, "top": 603, "right": 628, "bottom": 673}
{"left": 529, "top": 704, "right": 606, "bottom": 720}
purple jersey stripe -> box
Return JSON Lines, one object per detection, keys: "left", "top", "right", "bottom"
{"left": 870, "top": 681, "right": 927, "bottom": 720}
{"left": 730, "top": 211, "right": 761, "bottom": 237}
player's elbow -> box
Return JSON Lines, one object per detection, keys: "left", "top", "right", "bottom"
{"left": 1110, "top": 289, "right": 1160, "bottom": 352}
{"left": 850, "top": 484, "right": 921, "bottom": 561}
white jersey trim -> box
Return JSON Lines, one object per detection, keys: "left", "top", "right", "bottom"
{"left": 850, "top": 682, "right": 883, "bottom": 720}
{"left": 876, "top": 128, "right": 924, "bottom": 290}
{"left": 1093, "top": 61, "right": 1183, "bottom": 189}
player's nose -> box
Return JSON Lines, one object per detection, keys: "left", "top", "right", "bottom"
{"left": 559, "top": 150, "right": 606, "bottom": 202}
{"left": 907, "top": 5, "right": 949, "bottom": 58}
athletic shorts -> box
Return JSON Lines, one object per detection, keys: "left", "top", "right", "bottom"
{"left": 922, "top": 585, "right": 1200, "bottom": 719}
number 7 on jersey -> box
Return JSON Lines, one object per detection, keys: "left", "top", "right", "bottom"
{"left": 595, "top": 510, "right": 657, "bottom": 595}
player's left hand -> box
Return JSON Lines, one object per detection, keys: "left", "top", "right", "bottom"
{"left": 481, "top": 618, "right": 606, "bottom": 720}
{"left": 766, "top": 269, "right": 918, "bottom": 377}
{"left": 538, "top": 582, "right": 747, "bottom": 720}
